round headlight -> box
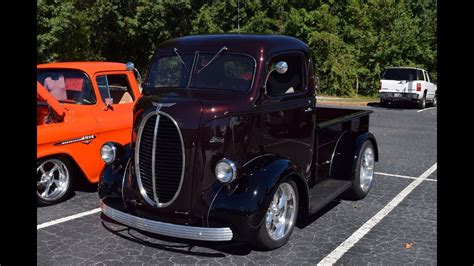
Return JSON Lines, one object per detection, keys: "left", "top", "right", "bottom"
{"left": 215, "top": 159, "right": 237, "bottom": 183}
{"left": 101, "top": 143, "right": 117, "bottom": 164}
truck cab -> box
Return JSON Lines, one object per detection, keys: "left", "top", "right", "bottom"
{"left": 98, "top": 35, "right": 378, "bottom": 250}
{"left": 37, "top": 62, "right": 141, "bottom": 205}
{"left": 379, "top": 67, "right": 437, "bottom": 109}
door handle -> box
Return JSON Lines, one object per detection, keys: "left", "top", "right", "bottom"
{"left": 304, "top": 107, "right": 313, "bottom": 113}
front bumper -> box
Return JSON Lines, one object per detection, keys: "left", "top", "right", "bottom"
{"left": 100, "top": 200, "right": 233, "bottom": 241}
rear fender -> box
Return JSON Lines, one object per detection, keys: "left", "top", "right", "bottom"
{"left": 351, "top": 132, "right": 379, "bottom": 175}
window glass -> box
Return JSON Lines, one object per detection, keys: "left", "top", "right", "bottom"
{"left": 37, "top": 69, "right": 96, "bottom": 105}
{"left": 96, "top": 74, "right": 134, "bottom": 104}
{"left": 417, "top": 70, "right": 425, "bottom": 81}
{"left": 266, "top": 53, "right": 305, "bottom": 96}
{"left": 145, "top": 53, "right": 255, "bottom": 92}
{"left": 147, "top": 54, "right": 194, "bottom": 88}
{"left": 190, "top": 53, "right": 254, "bottom": 92}
{"left": 382, "top": 69, "right": 420, "bottom": 81}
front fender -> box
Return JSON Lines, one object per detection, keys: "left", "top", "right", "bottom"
{"left": 98, "top": 144, "right": 132, "bottom": 201}
{"left": 208, "top": 154, "right": 307, "bottom": 241}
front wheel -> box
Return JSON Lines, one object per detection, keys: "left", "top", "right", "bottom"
{"left": 343, "top": 140, "right": 375, "bottom": 200}
{"left": 37, "top": 156, "right": 73, "bottom": 206}
{"left": 255, "top": 179, "right": 299, "bottom": 250}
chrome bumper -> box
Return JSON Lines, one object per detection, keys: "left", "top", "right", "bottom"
{"left": 100, "top": 201, "right": 233, "bottom": 241}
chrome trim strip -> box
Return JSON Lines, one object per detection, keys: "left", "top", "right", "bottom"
{"left": 135, "top": 112, "right": 158, "bottom": 207}
{"left": 101, "top": 201, "right": 233, "bottom": 241}
{"left": 328, "top": 131, "right": 347, "bottom": 177}
{"left": 151, "top": 114, "right": 161, "bottom": 203}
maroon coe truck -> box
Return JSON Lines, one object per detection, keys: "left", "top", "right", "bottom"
{"left": 98, "top": 34, "right": 379, "bottom": 250}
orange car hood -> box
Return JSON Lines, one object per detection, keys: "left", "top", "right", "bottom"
{"left": 37, "top": 81, "right": 66, "bottom": 117}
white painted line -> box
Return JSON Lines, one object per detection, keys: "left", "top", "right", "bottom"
{"left": 318, "top": 163, "right": 437, "bottom": 265}
{"left": 417, "top": 107, "right": 436, "bottom": 113}
{"left": 375, "top": 172, "right": 437, "bottom": 182}
{"left": 37, "top": 208, "right": 101, "bottom": 230}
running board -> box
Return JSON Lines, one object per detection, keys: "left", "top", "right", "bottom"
{"left": 308, "top": 179, "right": 351, "bottom": 215}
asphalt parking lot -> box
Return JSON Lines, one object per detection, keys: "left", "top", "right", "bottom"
{"left": 37, "top": 103, "right": 437, "bottom": 265}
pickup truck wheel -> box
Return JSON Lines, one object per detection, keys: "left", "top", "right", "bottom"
{"left": 430, "top": 95, "right": 437, "bottom": 107}
{"left": 37, "top": 156, "right": 73, "bottom": 206}
{"left": 343, "top": 141, "right": 375, "bottom": 200}
{"left": 255, "top": 179, "right": 299, "bottom": 250}
{"left": 417, "top": 95, "right": 426, "bottom": 109}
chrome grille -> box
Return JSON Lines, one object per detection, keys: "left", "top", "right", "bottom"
{"left": 135, "top": 111, "right": 184, "bottom": 207}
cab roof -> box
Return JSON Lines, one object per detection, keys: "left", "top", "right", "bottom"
{"left": 37, "top": 61, "right": 127, "bottom": 74}
{"left": 154, "top": 34, "right": 309, "bottom": 58}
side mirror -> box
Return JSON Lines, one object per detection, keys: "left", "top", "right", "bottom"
{"left": 104, "top": 98, "right": 113, "bottom": 110}
{"left": 275, "top": 61, "right": 288, "bottom": 74}
{"left": 263, "top": 61, "right": 288, "bottom": 94}
{"left": 126, "top": 61, "right": 142, "bottom": 85}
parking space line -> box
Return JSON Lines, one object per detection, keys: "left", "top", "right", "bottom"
{"left": 317, "top": 163, "right": 437, "bottom": 265}
{"left": 375, "top": 172, "right": 437, "bottom": 182}
{"left": 37, "top": 208, "right": 101, "bottom": 230}
{"left": 417, "top": 107, "right": 436, "bottom": 113}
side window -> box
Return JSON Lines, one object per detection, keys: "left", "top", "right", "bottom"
{"left": 417, "top": 70, "right": 424, "bottom": 81}
{"left": 424, "top": 71, "right": 430, "bottom": 82}
{"left": 97, "top": 74, "right": 135, "bottom": 104}
{"left": 267, "top": 53, "right": 305, "bottom": 96}
{"left": 37, "top": 70, "right": 96, "bottom": 105}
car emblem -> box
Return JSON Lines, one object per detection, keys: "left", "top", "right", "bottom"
{"left": 210, "top": 136, "right": 224, "bottom": 144}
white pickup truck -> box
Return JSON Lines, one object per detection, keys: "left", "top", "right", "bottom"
{"left": 379, "top": 67, "right": 437, "bottom": 109}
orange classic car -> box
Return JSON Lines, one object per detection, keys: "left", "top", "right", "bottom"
{"left": 37, "top": 62, "right": 141, "bottom": 205}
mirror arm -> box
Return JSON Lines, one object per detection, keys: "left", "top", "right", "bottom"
{"left": 263, "top": 68, "right": 276, "bottom": 95}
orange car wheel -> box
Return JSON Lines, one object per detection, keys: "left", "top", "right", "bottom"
{"left": 37, "top": 156, "right": 73, "bottom": 206}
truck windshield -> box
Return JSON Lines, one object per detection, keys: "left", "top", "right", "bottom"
{"left": 381, "top": 68, "right": 420, "bottom": 81}
{"left": 146, "top": 52, "right": 255, "bottom": 92}
{"left": 37, "top": 69, "right": 97, "bottom": 105}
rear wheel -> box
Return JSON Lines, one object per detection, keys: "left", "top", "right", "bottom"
{"left": 417, "top": 94, "right": 426, "bottom": 109}
{"left": 37, "top": 156, "right": 73, "bottom": 206}
{"left": 343, "top": 141, "right": 375, "bottom": 200}
{"left": 255, "top": 179, "right": 299, "bottom": 250}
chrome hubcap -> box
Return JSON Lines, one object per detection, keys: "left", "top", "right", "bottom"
{"left": 37, "top": 159, "right": 69, "bottom": 201}
{"left": 359, "top": 147, "right": 374, "bottom": 193}
{"left": 265, "top": 182, "right": 297, "bottom": 240}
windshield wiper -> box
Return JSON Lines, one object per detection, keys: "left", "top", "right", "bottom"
{"left": 174, "top": 48, "right": 189, "bottom": 72}
{"left": 197, "top": 46, "right": 228, "bottom": 74}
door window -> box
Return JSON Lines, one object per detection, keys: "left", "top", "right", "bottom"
{"left": 266, "top": 53, "right": 306, "bottom": 96}
{"left": 97, "top": 74, "right": 135, "bottom": 104}
{"left": 37, "top": 69, "right": 97, "bottom": 105}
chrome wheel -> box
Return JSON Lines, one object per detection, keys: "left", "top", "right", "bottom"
{"left": 37, "top": 158, "right": 70, "bottom": 202}
{"left": 359, "top": 146, "right": 374, "bottom": 193}
{"left": 265, "top": 182, "right": 297, "bottom": 241}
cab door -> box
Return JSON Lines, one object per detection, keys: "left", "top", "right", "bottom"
{"left": 92, "top": 71, "right": 140, "bottom": 147}
{"left": 260, "top": 52, "right": 316, "bottom": 180}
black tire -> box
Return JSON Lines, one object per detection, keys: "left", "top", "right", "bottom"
{"left": 343, "top": 140, "right": 375, "bottom": 200}
{"left": 430, "top": 94, "right": 437, "bottom": 107}
{"left": 255, "top": 178, "right": 299, "bottom": 250}
{"left": 37, "top": 156, "right": 74, "bottom": 206}
{"left": 417, "top": 94, "right": 426, "bottom": 109}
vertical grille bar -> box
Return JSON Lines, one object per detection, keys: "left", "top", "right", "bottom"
{"left": 151, "top": 114, "right": 161, "bottom": 204}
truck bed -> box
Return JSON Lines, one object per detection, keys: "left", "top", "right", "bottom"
{"left": 315, "top": 106, "right": 372, "bottom": 130}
